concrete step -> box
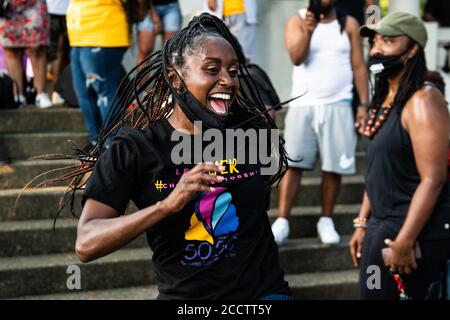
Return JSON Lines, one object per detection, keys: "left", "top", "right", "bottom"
{"left": 0, "top": 107, "right": 85, "bottom": 133}
{"left": 0, "top": 152, "right": 366, "bottom": 189}
{"left": 0, "top": 175, "right": 365, "bottom": 221}
{"left": 14, "top": 285, "right": 160, "bottom": 300}
{"left": 0, "top": 187, "right": 83, "bottom": 222}
{"left": 0, "top": 247, "right": 154, "bottom": 299}
{"left": 0, "top": 237, "right": 354, "bottom": 298}
{"left": 268, "top": 204, "right": 359, "bottom": 239}
{"left": 12, "top": 270, "right": 359, "bottom": 300}
{"left": 0, "top": 159, "right": 79, "bottom": 189}
{"left": 269, "top": 175, "right": 365, "bottom": 208}
{"left": 0, "top": 218, "right": 147, "bottom": 257}
{"left": 0, "top": 132, "right": 88, "bottom": 160}
{"left": 0, "top": 206, "right": 358, "bottom": 256}
{"left": 286, "top": 269, "right": 359, "bottom": 300}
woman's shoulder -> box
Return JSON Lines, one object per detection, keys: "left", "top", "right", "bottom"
{"left": 405, "top": 85, "right": 447, "bottom": 116}
{"left": 401, "top": 85, "right": 449, "bottom": 134}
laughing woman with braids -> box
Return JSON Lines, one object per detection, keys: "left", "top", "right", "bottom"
{"left": 349, "top": 12, "right": 450, "bottom": 300}
{"left": 63, "top": 13, "right": 293, "bottom": 300}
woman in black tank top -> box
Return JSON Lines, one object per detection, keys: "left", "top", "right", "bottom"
{"left": 351, "top": 13, "right": 450, "bottom": 300}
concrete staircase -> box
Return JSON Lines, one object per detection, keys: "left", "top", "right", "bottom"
{"left": 0, "top": 106, "right": 365, "bottom": 300}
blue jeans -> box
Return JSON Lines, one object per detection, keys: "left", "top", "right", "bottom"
{"left": 136, "top": 2, "right": 182, "bottom": 32}
{"left": 259, "top": 293, "right": 295, "bottom": 300}
{"left": 71, "top": 47, "right": 126, "bottom": 142}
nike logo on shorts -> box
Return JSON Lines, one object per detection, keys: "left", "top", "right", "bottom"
{"left": 339, "top": 153, "right": 355, "bottom": 170}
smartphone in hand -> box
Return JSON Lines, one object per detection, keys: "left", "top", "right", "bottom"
{"left": 308, "top": 0, "right": 322, "bottom": 21}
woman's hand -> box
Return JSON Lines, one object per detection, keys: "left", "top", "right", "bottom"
{"left": 161, "top": 162, "right": 224, "bottom": 214}
{"left": 349, "top": 227, "right": 366, "bottom": 267}
{"left": 383, "top": 239, "right": 418, "bottom": 275}
{"left": 303, "top": 10, "right": 320, "bottom": 34}
{"left": 355, "top": 106, "right": 368, "bottom": 135}
{"left": 153, "top": 18, "right": 163, "bottom": 35}
{"left": 149, "top": 7, "right": 163, "bottom": 34}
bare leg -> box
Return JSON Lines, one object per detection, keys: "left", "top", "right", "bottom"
{"left": 3, "top": 48, "right": 25, "bottom": 96}
{"left": 26, "top": 46, "right": 47, "bottom": 94}
{"left": 321, "top": 171, "right": 341, "bottom": 217}
{"left": 163, "top": 31, "right": 177, "bottom": 44}
{"left": 278, "top": 167, "right": 303, "bottom": 219}
{"left": 137, "top": 30, "right": 156, "bottom": 64}
{"left": 51, "top": 34, "right": 69, "bottom": 88}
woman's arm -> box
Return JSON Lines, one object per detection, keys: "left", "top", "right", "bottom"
{"left": 349, "top": 191, "right": 372, "bottom": 266}
{"left": 386, "top": 86, "right": 449, "bottom": 275}
{"left": 76, "top": 162, "right": 224, "bottom": 262}
{"left": 284, "top": 12, "right": 318, "bottom": 66}
{"left": 76, "top": 199, "right": 171, "bottom": 263}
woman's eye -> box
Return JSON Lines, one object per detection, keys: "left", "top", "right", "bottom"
{"left": 229, "top": 69, "right": 238, "bottom": 77}
{"left": 206, "top": 67, "right": 219, "bottom": 74}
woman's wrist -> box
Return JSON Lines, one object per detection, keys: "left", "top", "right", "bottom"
{"left": 358, "top": 101, "right": 370, "bottom": 108}
{"left": 353, "top": 216, "right": 368, "bottom": 229}
{"left": 155, "top": 199, "right": 175, "bottom": 216}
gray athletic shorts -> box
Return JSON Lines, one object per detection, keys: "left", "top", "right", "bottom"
{"left": 284, "top": 101, "right": 357, "bottom": 175}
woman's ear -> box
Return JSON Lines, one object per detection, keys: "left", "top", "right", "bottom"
{"left": 407, "top": 44, "right": 419, "bottom": 59}
{"left": 167, "top": 67, "right": 182, "bottom": 92}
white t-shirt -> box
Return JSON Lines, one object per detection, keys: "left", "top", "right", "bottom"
{"left": 46, "top": 0, "right": 70, "bottom": 15}
{"left": 290, "top": 9, "right": 353, "bottom": 106}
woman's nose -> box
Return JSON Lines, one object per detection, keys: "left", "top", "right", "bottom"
{"left": 219, "top": 71, "right": 233, "bottom": 87}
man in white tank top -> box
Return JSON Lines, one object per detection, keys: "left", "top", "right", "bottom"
{"left": 271, "top": 0, "right": 369, "bottom": 245}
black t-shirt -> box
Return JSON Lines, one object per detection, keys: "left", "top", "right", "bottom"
{"left": 365, "top": 106, "right": 450, "bottom": 240}
{"left": 83, "top": 119, "right": 290, "bottom": 299}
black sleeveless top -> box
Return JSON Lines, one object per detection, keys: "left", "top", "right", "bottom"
{"left": 365, "top": 104, "right": 450, "bottom": 240}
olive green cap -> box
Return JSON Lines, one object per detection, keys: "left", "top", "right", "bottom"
{"left": 360, "top": 11, "right": 428, "bottom": 48}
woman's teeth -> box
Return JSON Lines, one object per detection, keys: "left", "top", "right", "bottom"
{"left": 209, "top": 93, "right": 231, "bottom": 115}
{"left": 210, "top": 93, "right": 231, "bottom": 100}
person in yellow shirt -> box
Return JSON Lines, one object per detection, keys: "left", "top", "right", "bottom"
{"left": 206, "top": 0, "right": 257, "bottom": 60}
{"left": 66, "top": 0, "right": 130, "bottom": 149}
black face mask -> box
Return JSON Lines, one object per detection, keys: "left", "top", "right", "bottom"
{"left": 368, "top": 48, "right": 410, "bottom": 77}
{"left": 172, "top": 84, "right": 229, "bottom": 130}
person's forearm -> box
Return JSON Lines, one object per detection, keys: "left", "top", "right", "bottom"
{"left": 395, "top": 178, "right": 446, "bottom": 245}
{"left": 288, "top": 32, "right": 313, "bottom": 66}
{"left": 76, "top": 201, "right": 172, "bottom": 262}
{"left": 353, "top": 64, "right": 369, "bottom": 106}
{"left": 359, "top": 191, "right": 371, "bottom": 218}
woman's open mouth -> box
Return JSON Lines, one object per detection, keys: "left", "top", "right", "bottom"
{"left": 208, "top": 92, "right": 232, "bottom": 116}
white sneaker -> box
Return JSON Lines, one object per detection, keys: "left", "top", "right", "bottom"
{"left": 15, "top": 94, "right": 27, "bottom": 108}
{"left": 35, "top": 93, "right": 53, "bottom": 109}
{"left": 271, "top": 217, "right": 290, "bottom": 246}
{"left": 51, "top": 91, "right": 65, "bottom": 105}
{"left": 317, "top": 217, "right": 340, "bottom": 245}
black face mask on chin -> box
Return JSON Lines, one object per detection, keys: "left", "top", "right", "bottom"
{"left": 368, "top": 47, "right": 410, "bottom": 77}
{"left": 171, "top": 79, "right": 230, "bottom": 130}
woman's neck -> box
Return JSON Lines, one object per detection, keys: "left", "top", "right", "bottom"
{"left": 168, "top": 104, "right": 198, "bottom": 134}
{"left": 385, "top": 69, "right": 405, "bottom": 104}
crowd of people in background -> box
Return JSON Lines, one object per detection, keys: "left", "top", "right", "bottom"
{"left": 1, "top": 0, "right": 449, "bottom": 300}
